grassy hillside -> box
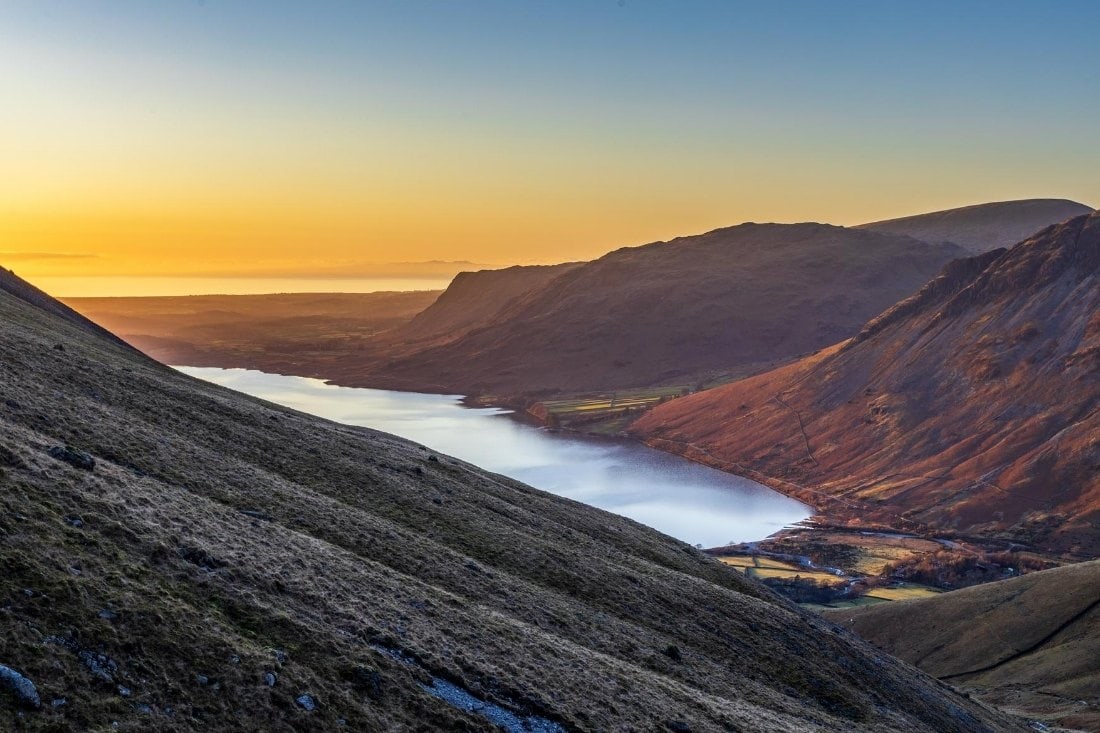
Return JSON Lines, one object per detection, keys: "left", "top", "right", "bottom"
{"left": 826, "top": 560, "right": 1100, "bottom": 732}
{"left": 358, "top": 223, "right": 963, "bottom": 397}
{"left": 0, "top": 268, "right": 1018, "bottom": 730}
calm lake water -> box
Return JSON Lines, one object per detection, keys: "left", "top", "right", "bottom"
{"left": 179, "top": 367, "right": 810, "bottom": 547}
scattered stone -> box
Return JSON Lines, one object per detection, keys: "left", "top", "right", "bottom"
{"left": 50, "top": 698, "right": 67, "bottom": 708}
{"left": 432, "top": 497, "right": 443, "bottom": 505}
{"left": 427, "top": 455, "right": 439, "bottom": 462}
{"left": 3, "top": 399, "right": 20, "bottom": 410}
{"left": 273, "top": 649, "right": 289, "bottom": 664}
{"left": 64, "top": 515, "right": 84, "bottom": 528}
{"left": 666, "top": 722, "right": 691, "bottom": 733}
{"left": 47, "top": 446, "right": 95, "bottom": 471}
{"left": 117, "top": 685, "right": 131, "bottom": 698}
{"left": 136, "top": 703, "right": 153, "bottom": 714}
{"left": 78, "top": 649, "right": 117, "bottom": 682}
{"left": 239, "top": 509, "right": 273, "bottom": 521}
{"left": 53, "top": 343, "right": 65, "bottom": 352}
{"left": 295, "top": 693, "right": 318, "bottom": 712}
{"left": 663, "top": 645, "right": 683, "bottom": 662}
{"left": 97, "top": 609, "right": 118, "bottom": 621}
{"left": 196, "top": 674, "right": 209, "bottom": 686}
{"left": 229, "top": 655, "right": 241, "bottom": 665}
{"left": 263, "top": 672, "right": 277, "bottom": 687}
{"left": 0, "top": 663, "right": 41, "bottom": 709}
{"left": 21, "top": 589, "right": 33, "bottom": 598}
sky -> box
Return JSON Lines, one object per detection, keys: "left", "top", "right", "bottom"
{"left": 1, "top": 1, "right": 1097, "bottom": 296}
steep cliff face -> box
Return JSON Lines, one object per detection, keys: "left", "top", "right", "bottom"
{"left": 633, "top": 212, "right": 1100, "bottom": 555}
{"left": 0, "top": 268, "right": 1016, "bottom": 731}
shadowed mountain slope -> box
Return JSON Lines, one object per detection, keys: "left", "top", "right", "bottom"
{"left": 858, "top": 198, "right": 1093, "bottom": 254}
{"left": 826, "top": 560, "right": 1100, "bottom": 732}
{"left": 356, "top": 224, "right": 963, "bottom": 397}
{"left": 0, "top": 270, "right": 1017, "bottom": 730}
{"left": 633, "top": 212, "right": 1100, "bottom": 555}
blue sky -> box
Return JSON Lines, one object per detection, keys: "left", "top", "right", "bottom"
{"left": 1, "top": 1, "right": 1096, "bottom": 294}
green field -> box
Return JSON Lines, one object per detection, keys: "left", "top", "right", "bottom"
{"left": 717, "top": 555, "right": 848, "bottom": 585}
{"left": 539, "top": 386, "right": 691, "bottom": 416}
{"left": 864, "top": 584, "right": 943, "bottom": 601}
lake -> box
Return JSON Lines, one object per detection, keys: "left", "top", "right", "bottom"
{"left": 179, "top": 367, "right": 811, "bottom": 547}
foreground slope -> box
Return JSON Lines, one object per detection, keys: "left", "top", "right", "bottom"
{"left": 360, "top": 224, "right": 962, "bottom": 397}
{"left": 858, "top": 198, "right": 1092, "bottom": 254}
{"left": 0, "top": 270, "right": 1015, "bottom": 730}
{"left": 826, "top": 560, "right": 1100, "bottom": 732}
{"left": 633, "top": 212, "right": 1100, "bottom": 555}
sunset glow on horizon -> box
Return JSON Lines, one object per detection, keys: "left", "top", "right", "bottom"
{"left": 2, "top": 1, "right": 1097, "bottom": 296}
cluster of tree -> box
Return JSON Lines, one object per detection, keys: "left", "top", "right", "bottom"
{"left": 883, "top": 549, "right": 1055, "bottom": 589}
{"left": 759, "top": 577, "right": 852, "bottom": 604}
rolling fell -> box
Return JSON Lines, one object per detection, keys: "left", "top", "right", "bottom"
{"left": 633, "top": 211, "right": 1100, "bottom": 555}
{"left": 0, "top": 267, "right": 1018, "bottom": 731}
{"left": 356, "top": 223, "right": 964, "bottom": 398}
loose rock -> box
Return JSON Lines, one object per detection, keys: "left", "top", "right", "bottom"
{"left": 47, "top": 445, "right": 95, "bottom": 470}
{"left": 296, "top": 693, "right": 318, "bottom": 712}
{"left": 0, "top": 663, "right": 41, "bottom": 709}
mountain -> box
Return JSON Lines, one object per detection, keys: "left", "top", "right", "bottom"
{"left": 825, "top": 560, "right": 1100, "bottom": 732}
{"left": 388, "top": 262, "right": 583, "bottom": 345}
{"left": 0, "top": 269, "right": 1015, "bottom": 730}
{"left": 858, "top": 198, "right": 1093, "bottom": 254}
{"left": 632, "top": 212, "right": 1100, "bottom": 555}
{"left": 357, "top": 224, "right": 964, "bottom": 397}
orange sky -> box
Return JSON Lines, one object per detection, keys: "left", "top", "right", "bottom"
{"left": 2, "top": 3, "right": 1096, "bottom": 296}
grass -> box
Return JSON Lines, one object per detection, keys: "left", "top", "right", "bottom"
{"left": 864, "top": 585, "right": 943, "bottom": 601}
{"left": 746, "top": 567, "right": 849, "bottom": 585}
{"left": 717, "top": 556, "right": 847, "bottom": 585}
{"left": 533, "top": 386, "right": 697, "bottom": 432}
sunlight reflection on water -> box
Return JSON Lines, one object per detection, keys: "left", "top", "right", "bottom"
{"left": 179, "top": 366, "right": 810, "bottom": 547}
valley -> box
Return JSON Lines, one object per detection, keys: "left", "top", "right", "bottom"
{"left": 30, "top": 200, "right": 1100, "bottom": 730}
{"left": 0, "top": 263, "right": 1020, "bottom": 731}
{"left": 7, "top": 5, "right": 1100, "bottom": 731}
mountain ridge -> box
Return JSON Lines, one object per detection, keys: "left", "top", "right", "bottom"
{"left": 350, "top": 222, "right": 965, "bottom": 397}
{"left": 632, "top": 211, "right": 1100, "bottom": 555}
{"left": 857, "top": 198, "right": 1093, "bottom": 254}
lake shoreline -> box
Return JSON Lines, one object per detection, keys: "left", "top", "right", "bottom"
{"left": 177, "top": 365, "right": 812, "bottom": 548}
